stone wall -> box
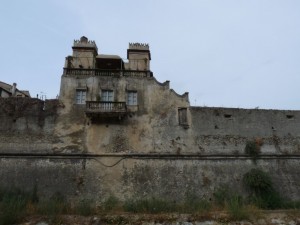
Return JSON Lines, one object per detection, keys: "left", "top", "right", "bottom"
{"left": 0, "top": 156, "right": 299, "bottom": 204}
{"left": 0, "top": 95, "right": 300, "bottom": 202}
{"left": 153, "top": 106, "right": 300, "bottom": 155}
{"left": 0, "top": 98, "right": 61, "bottom": 153}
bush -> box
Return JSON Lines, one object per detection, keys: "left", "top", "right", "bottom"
{"left": 243, "top": 169, "right": 283, "bottom": 209}
{"left": 102, "top": 195, "right": 119, "bottom": 211}
{"left": 243, "top": 169, "right": 273, "bottom": 195}
{"left": 245, "top": 140, "right": 261, "bottom": 159}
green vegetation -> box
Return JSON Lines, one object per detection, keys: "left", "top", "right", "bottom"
{"left": 245, "top": 139, "right": 262, "bottom": 160}
{"left": 123, "top": 194, "right": 211, "bottom": 214}
{"left": 0, "top": 188, "right": 92, "bottom": 224}
{"left": 243, "top": 168, "right": 283, "bottom": 209}
{"left": 123, "top": 197, "right": 176, "bottom": 213}
{"left": 213, "top": 186, "right": 232, "bottom": 207}
{"left": 226, "top": 195, "right": 249, "bottom": 220}
{"left": 183, "top": 193, "right": 211, "bottom": 213}
{"left": 103, "top": 195, "right": 119, "bottom": 212}
{"left": 75, "top": 199, "right": 94, "bottom": 216}
{"left": 213, "top": 186, "right": 249, "bottom": 220}
{"left": 37, "top": 192, "right": 69, "bottom": 216}
{"left": 0, "top": 188, "right": 29, "bottom": 225}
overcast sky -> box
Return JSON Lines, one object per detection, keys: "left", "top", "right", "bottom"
{"left": 0, "top": 0, "right": 300, "bottom": 109}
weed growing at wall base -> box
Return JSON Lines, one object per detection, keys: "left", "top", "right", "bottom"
{"left": 0, "top": 182, "right": 299, "bottom": 224}
{"left": 183, "top": 193, "right": 211, "bottom": 213}
{"left": 123, "top": 197, "right": 176, "bottom": 213}
{"left": 37, "top": 192, "right": 69, "bottom": 216}
{"left": 243, "top": 168, "right": 283, "bottom": 209}
{"left": 0, "top": 187, "right": 34, "bottom": 225}
{"left": 102, "top": 195, "right": 119, "bottom": 212}
{"left": 213, "top": 186, "right": 232, "bottom": 207}
{"left": 75, "top": 199, "right": 94, "bottom": 216}
{"left": 226, "top": 195, "right": 249, "bottom": 220}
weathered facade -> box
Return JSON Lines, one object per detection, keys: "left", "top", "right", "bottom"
{"left": 0, "top": 37, "right": 299, "bottom": 204}
{"left": 57, "top": 36, "right": 189, "bottom": 154}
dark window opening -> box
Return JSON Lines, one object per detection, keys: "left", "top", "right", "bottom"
{"left": 224, "top": 114, "right": 232, "bottom": 118}
{"left": 178, "top": 108, "right": 188, "bottom": 126}
{"left": 286, "top": 115, "right": 294, "bottom": 119}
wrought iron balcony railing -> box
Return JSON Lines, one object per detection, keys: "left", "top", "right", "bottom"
{"left": 63, "top": 68, "right": 152, "bottom": 78}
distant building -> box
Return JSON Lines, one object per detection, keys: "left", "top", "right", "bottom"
{"left": 0, "top": 81, "right": 31, "bottom": 98}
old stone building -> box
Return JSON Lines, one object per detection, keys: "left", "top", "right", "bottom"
{"left": 60, "top": 36, "right": 188, "bottom": 119}
{"left": 0, "top": 81, "right": 30, "bottom": 98}
{"left": 0, "top": 36, "right": 299, "bottom": 204}
{"left": 57, "top": 36, "right": 189, "bottom": 154}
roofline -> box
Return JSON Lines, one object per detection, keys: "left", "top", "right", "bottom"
{"left": 127, "top": 49, "right": 151, "bottom": 60}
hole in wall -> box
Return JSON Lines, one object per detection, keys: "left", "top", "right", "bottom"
{"left": 286, "top": 115, "right": 294, "bottom": 119}
{"left": 224, "top": 114, "right": 232, "bottom": 118}
{"left": 214, "top": 110, "right": 220, "bottom": 116}
{"left": 215, "top": 125, "right": 219, "bottom": 129}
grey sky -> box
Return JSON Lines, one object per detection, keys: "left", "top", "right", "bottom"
{"left": 0, "top": 0, "right": 299, "bottom": 109}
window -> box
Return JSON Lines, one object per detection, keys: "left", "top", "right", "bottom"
{"left": 127, "top": 91, "right": 137, "bottom": 106}
{"left": 178, "top": 108, "right": 188, "bottom": 126}
{"left": 101, "top": 90, "right": 114, "bottom": 102}
{"left": 76, "top": 90, "right": 86, "bottom": 104}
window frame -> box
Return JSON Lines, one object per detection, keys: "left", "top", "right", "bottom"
{"left": 101, "top": 90, "right": 114, "bottom": 102}
{"left": 75, "top": 89, "right": 86, "bottom": 104}
{"left": 178, "top": 107, "right": 188, "bottom": 126}
{"left": 127, "top": 91, "right": 138, "bottom": 106}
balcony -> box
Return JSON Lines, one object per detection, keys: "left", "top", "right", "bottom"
{"left": 63, "top": 68, "right": 153, "bottom": 78}
{"left": 85, "top": 101, "right": 127, "bottom": 120}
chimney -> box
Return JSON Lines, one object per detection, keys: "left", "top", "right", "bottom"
{"left": 12, "top": 83, "right": 17, "bottom": 96}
